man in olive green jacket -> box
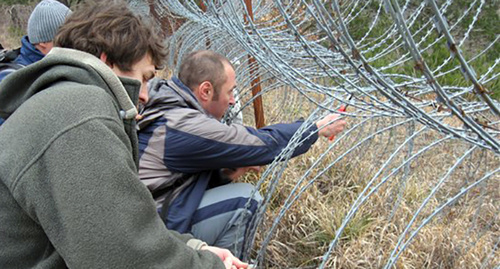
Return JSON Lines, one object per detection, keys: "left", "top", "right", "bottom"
{"left": 0, "top": 1, "right": 246, "bottom": 268}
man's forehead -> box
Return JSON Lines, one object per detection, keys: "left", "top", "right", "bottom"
{"left": 134, "top": 60, "right": 155, "bottom": 77}
{"left": 145, "top": 68, "right": 156, "bottom": 79}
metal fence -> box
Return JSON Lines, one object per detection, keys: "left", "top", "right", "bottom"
{"left": 131, "top": 0, "right": 499, "bottom": 267}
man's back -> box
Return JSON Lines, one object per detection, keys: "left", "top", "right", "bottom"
{"left": 0, "top": 88, "right": 117, "bottom": 268}
{"left": 0, "top": 49, "right": 137, "bottom": 267}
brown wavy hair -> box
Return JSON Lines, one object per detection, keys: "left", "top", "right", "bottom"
{"left": 54, "top": 0, "right": 166, "bottom": 71}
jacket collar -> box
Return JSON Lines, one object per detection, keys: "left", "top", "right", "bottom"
{"left": 137, "top": 77, "right": 212, "bottom": 130}
{"left": 47, "top": 48, "right": 139, "bottom": 120}
{"left": 16, "top": 36, "right": 44, "bottom": 65}
{"left": 169, "top": 77, "right": 207, "bottom": 115}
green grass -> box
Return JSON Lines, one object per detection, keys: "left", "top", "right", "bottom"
{"left": 0, "top": 0, "right": 33, "bottom": 4}
{"left": 342, "top": 1, "right": 499, "bottom": 100}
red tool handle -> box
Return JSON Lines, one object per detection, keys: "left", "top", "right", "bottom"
{"left": 329, "top": 105, "right": 346, "bottom": 141}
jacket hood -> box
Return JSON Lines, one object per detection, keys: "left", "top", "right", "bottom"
{"left": 0, "top": 47, "right": 138, "bottom": 120}
{"left": 15, "top": 35, "right": 44, "bottom": 66}
{"left": 138, "top": 77, "right": 207, "bottom": 130}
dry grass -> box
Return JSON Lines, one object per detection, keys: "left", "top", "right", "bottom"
{"left": 0, "top": 4, "right": 33, "bottom": 49}
{"left": 238, "top": 87, "right": 499, "bottom": 268}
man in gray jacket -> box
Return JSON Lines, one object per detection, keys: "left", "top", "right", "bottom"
{"left": 0, "top": 1, "right": 246, "bottom": 269}
{"left": 138, "top": 50, "right": 346, "bottom": 257}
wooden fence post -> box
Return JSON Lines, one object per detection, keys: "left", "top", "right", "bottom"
{"left": 244, "top": 0, "right": 266, "bottom": 128}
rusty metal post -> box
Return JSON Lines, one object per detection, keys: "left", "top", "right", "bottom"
{"left": 198, "top": 0, "right": 207, "bottom": 11}
{"left": 243, "top": 0, "right": 266, "bottom": 128}
{"left": 148, "top": 0, "right": 184, "bottom": 38}
{"left": 197, "top": 1, "right": 211, "bottom": 48}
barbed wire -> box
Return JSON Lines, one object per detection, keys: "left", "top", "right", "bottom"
{"left": 131, "top": 0, "right": 499, "bottom": 267}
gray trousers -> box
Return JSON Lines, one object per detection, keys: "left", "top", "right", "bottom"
{"left": 190, "top": 183, "right": 262, "bottom": 257}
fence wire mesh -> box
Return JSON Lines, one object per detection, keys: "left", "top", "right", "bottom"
{"left": 131, "top": 0, "right": 499, "bottom": 267}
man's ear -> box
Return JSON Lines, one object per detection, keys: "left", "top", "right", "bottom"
{"left": 197, "top": 81, "right": 214, "bottom": 102}
{"left": 34, "top": 42, "right": 53, "bottom": 55}
{"left": 99, "top": 52, "right": 113, "bottom": 68}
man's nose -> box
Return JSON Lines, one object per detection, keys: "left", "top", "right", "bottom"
{"left": 139, "top": 85, "right": 149, "bottom": 105}
{"left": 229, "top": 94, "right": 235, "bottom": 106}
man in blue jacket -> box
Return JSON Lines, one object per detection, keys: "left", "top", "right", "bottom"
{"left": 138, "top": 50, "right": 346, "bottom": 257}
{"left": 0, "top": 0, "right": 71, "bottom": 127}
{"left": 0, "top": 0, "right": 71, "bottom": 81}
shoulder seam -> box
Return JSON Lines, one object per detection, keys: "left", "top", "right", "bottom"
{"left": 10, "top": 115, "right": 122, "bottom": 192}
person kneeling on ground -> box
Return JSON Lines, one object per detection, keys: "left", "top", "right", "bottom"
{"left": 137, "top": 50, "right": 347, "bottom": 257}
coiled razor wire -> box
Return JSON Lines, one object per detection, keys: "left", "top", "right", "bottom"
{"left": 131, "top": 0, "right": 499, "bottom": 267}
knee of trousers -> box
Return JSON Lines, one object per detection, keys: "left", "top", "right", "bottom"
{"left": 231, "top": 182, "right": 263, "bottom": 205}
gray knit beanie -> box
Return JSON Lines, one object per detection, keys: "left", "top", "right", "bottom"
{"left": 27, "top": 0, "right": 72, "bottom": 44}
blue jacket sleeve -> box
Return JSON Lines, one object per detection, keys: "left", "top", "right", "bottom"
{"left": 163, "top": 116, "right": 318, "bottom": 173}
